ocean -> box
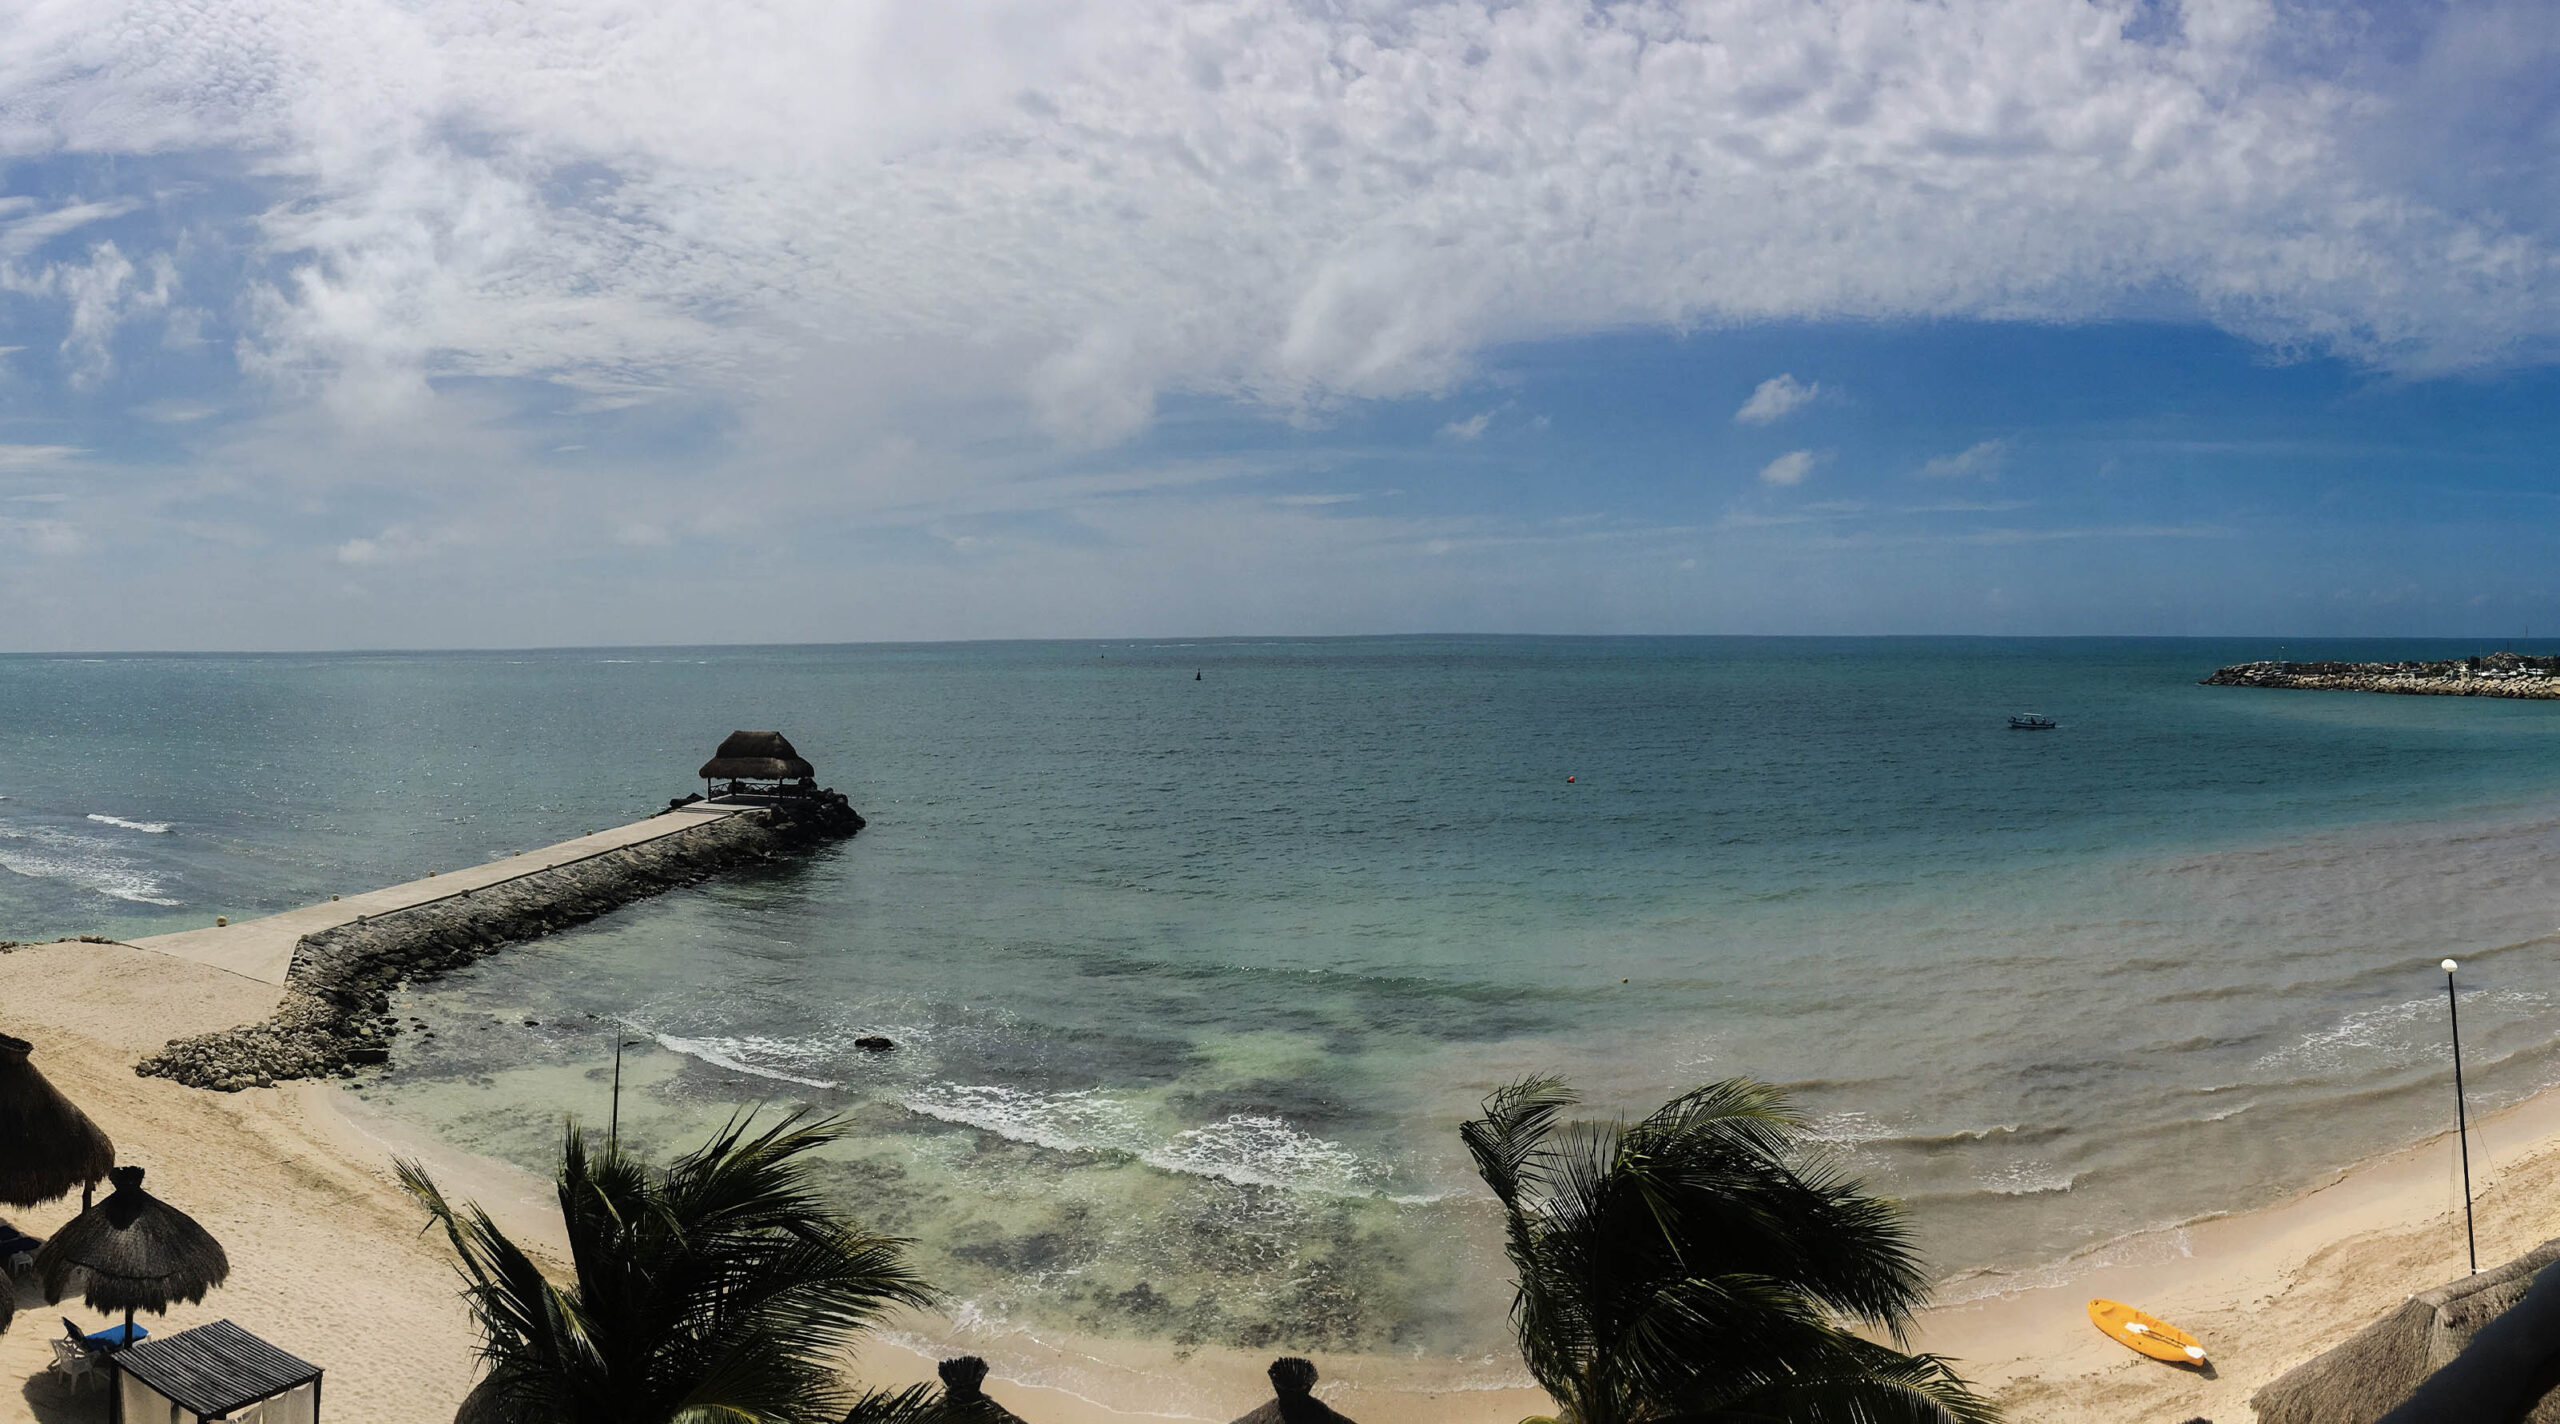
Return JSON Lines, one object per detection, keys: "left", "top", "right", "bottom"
{"left": 7, "top": 637, "right": 2560, "bottom": 1363}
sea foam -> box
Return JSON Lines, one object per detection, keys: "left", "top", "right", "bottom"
{"left": 648, "top": 1032, "right": 845, "bottom": 1090}
{"left": 0, "top": 824, "right": 179, "bottom": 905}
{"left": 900, "top": 1081, "right": 1436, "bottom": 1201}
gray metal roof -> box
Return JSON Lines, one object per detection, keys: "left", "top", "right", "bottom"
{"left": 113, "top": 1319, "right": 321, "bottom": 1415}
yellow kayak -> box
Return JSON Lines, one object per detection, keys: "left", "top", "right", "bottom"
{"left": 2089, "top": 1298, "right": 2208, "bottom": 1366}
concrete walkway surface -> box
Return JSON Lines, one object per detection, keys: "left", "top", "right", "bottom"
{"left": 126, "top": 802, "right": 750, "bottom": 986}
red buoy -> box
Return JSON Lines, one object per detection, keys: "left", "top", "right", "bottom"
{"left": 1566, "top": 776, "right": 1576, "bottom": 783}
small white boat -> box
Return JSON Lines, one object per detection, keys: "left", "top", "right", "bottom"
{"left": 2009, "top": 713, "right": 2057, "bottom": 730}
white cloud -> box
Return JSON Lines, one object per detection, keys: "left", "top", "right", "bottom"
{"left": 1920, "top": 439, "right": 2011, "bottom": 480}
{"left": 0, "top": 0, "right": 2541, "bottom": 442}
{"left": 133, "top": 399, "right": 218, "bottom": 423}
{"left": 1759, "top": 450, "right": 1819, "bottom": 487}
{"left": 1439, "top": 410, "right": 1494, "bottom": 441}
{"left": 0, "top": 517, "right": 81, "bottom": 554}
{"left": 3, "top": 239, "right": 178, "bottom": 387}
{"left": 0, "top": 199, "right": 138, "bottom": 261}
{"left": 1735, "top": 375, "right": 1821, "bottom": 425}
{"left": 335, "top": 523, "right": 471, "bottom": 565}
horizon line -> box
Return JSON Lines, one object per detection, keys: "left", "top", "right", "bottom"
{"left": 0, "top": 632, "right": 2547, "bottom": 658}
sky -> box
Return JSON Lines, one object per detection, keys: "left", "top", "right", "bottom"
{"left": 0, "top": 0, "right": 2553, "bottom": 649}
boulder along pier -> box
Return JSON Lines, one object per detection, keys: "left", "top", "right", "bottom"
{"left": 2204, "top": 651, "right": 2560, "bottom": 700}
{"left": 124, "top": 731, "right": 863, "bottom": 1092}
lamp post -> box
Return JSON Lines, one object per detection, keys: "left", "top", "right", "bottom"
{"left": 2443, "top": 958, "right": 2477, "bottom": 1275}
{"left": 610, "top": 1035, "right": 647, "bottom": 1154}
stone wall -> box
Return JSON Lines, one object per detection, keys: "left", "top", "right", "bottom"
{"left": 2203, "top": 654, "right": 2560, "bottom": 700}
{"left": 137, "top": 796, "right": 862, "bottom": 1091}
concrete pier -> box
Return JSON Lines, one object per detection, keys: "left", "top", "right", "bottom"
{"left": 127, "top": 802, "right": 751, "bottom": 987}
{"left": 131, "top": 792, "right": 862, "bottom": 1091}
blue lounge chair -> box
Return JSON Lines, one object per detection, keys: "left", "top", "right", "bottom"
{"left": 68, "top": 1317, "right": 148, "bottom": 1351}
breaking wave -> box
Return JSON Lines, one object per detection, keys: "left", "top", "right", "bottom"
{"left": 87, "top": 814, "right": 171, "bottom": 834}
{"left": 901, "top": 1082, "right": 1442, "bottom": 1202}
{"left": 648, "top": 1032, "right": 845, "bottom": 1090}
{"left": 0, "top": 824, "right": 180, "bottom": 905}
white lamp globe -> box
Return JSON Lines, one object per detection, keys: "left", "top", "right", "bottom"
{"left": 2442, "top": 958, "right": 2460, "bottom": 973}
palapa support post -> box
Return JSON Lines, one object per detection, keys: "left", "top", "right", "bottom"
{"left": 2443, "top": 958, "right": 2477, "bottom": 1275}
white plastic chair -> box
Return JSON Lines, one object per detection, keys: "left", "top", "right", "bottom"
{"left": 47, "top": 1336, "right": 98, "bottom": 1388}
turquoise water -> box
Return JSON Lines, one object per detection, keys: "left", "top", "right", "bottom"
{"left": 9, "top": 638, "right": 2560, "bottom": 1357}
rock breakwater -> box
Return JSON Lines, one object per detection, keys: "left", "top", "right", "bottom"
{"left": 2203, "top": 652, "right": 2560, "bottom": 700}
{"left": 138, "top": 795, "right": 862, "bottom": 1091}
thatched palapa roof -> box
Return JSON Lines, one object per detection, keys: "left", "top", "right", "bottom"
{"left": 698, "top": 730, "right": 815, "bottom": 782}
{"left": 2253, "top": 1237, "right": 2560, "bottom": 1424}
{"left": 2376, "top": 1256, "right": 2560, "bottom": 1423}
{"left": 0, "top": 1033, "right": 115, "bottom": 1207}
{"left": 35, "top": 1165, "right": 231, "bottom": 1317}
{"left": 454, "top": 1374, "right": 510, "bottom": 1424}
{"left": 1230, "top": 1358, "right": 1359, "bottom": 1424}
{"left": 935, "top": 1356, "right": 1030, "bottom": 1422}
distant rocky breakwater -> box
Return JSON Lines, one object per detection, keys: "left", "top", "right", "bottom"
{"left": 2204, "top": 651, "right": 2560, "bottom": 700}
{"left": 137, "top": 792, "right": 864, "bottom": 1092}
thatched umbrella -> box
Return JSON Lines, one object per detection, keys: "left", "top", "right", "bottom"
{"left": 0, "top": 1033, "right": 114, "bottom": 1208}
{"left": 34, "top": 1165, "right": 230, "bottom": 1338}
{"left": 698, "top": 730, "right": 816, "bottom": 786}
{"left": 936, "top": 1356, "right": 1029, "bottom": 1422}
{"left": 1230, "top": 1358, "right": 1358, "bottom": 1424}
{"left": 2254, "top": 1236, "right": 2560, "bottom": 1424}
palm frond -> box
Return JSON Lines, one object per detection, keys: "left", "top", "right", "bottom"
{"left": 1462, "top": 1075, "right": 1578, "bottom": 1206}
{"left": 1464, "top": 1075, "right": 2002, "bottom": 1424}
{"left": 1686, "top": 1344, "right": 2002, "bottom": 1424}
{"left": 835, "top": 1384, "right": 943, "bottom": 1424}
{"left": 408, "top": 1111, "right": 938, "bottom": 1424}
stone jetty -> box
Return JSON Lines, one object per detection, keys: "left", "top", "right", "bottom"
{"left": 130, "top": 789, "right": 863, "bottom": 1092}
{"left": 2203, "top": 651, "right": 2560, "bottom": 699}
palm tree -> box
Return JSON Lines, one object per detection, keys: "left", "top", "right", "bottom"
{"left": 401, "top": 1111, "right": 937, "bottom": 1424}
{"left": 1461, "top": 1075, "right": 1998, "bottom": 1424}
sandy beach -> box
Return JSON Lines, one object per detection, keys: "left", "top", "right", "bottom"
{"left": 5, "top": 929, "right": 2556, "bottom": 1423}
{"left": 1911, "top": 1072, "right": 2560, "bottom": 1421}
{"left": 0, "top": 937, "right": 1547, "bottom": 1424}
